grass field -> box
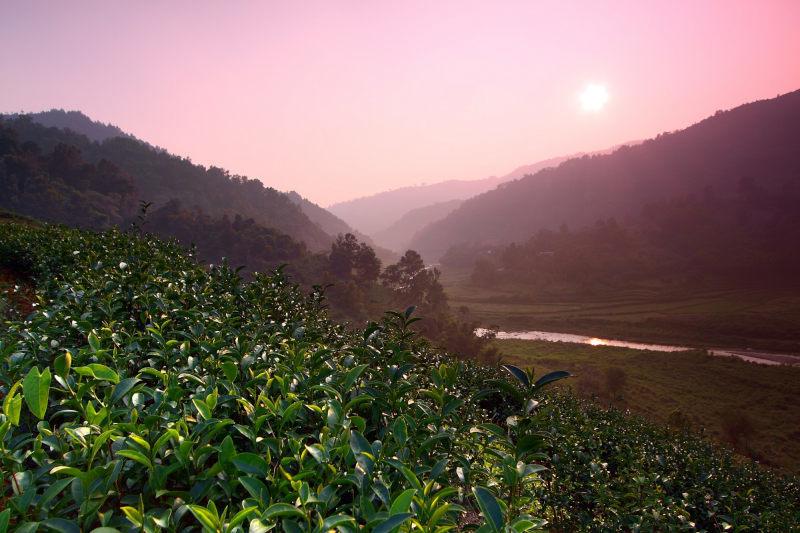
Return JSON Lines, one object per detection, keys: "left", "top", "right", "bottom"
{"left": 496, "top": 338, "right": 800, "bottom": 473}
{"left": 441, "top": 268, "right": 800, "bottom": 353}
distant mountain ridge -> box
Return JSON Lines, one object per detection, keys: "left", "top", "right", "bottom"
{"left": 409, "top": 89, "right": 800, "bottom": 259}
{"left": 328, "top": 154, "right": 572, "bottom": 237}
{"left": 286, "top": 191, "right": 397, "bottom": 262}
{"left": 372, "top": 199, "right": 463, "bottom": 253}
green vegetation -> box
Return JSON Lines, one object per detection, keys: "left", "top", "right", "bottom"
{"left": 496, "top": 338, "right": 800, "bottom": 473}
{"left": 1, "top": 222, "right": 799, "bottom": 531}
{"left": 443, "top": 268, "right": 800, "bottom": 353}
{"left": 0, "top": 114, "right": 332, "bottom": 250}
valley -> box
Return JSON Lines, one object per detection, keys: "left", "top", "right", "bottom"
{"left": 444, "top": 268, "right": 800, "bottom": 353}
{"left": 4, "top": 3, "right": 800, "bottom": 530}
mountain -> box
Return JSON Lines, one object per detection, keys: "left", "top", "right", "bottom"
{"left": 287, "top": 191, "right": 397, "bottom": 262}
{"left": 372, "top": 199, "right": 463, "bottom": 253}
{"left": 0, "top": 119, "right": 313, "bottom": 276}
{"left": 2, "top": 109, "right": 133, "bottom": 143}
{"left": 328, "top": 155, "right": 572, "bottom": 236}
{"left": 410, "top": 90, "right": 800, "bottom": 260}
{"left": 2, "top": 113, "right": 333, "bottom": 251}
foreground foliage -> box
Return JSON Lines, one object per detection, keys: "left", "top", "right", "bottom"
{"left": 0, "top": 223, "right": 555, "bottom": 532}
{"left": 0, "top": 223, "right": 798, "bottom": 531}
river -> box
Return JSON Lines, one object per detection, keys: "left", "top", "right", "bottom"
{"left": 475, "top": 328, "right": 800, "bottom": 366}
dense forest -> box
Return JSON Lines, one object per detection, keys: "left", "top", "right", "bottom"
{"left": 1, "top": 112, "right": 333, "bottom": 250}
{"left": 450, "top": 178, "right": 800, "bottom": 292}
{"left": 2, "top": 109, "right": 135, "bottom": 143}
{"left": 411, "top": 90, "right": 800, "bottom": 263}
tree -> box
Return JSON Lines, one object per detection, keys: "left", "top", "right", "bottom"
{"left": 328, "top": 233, "right": 381, "bottom": 284}
{"left": 381, "top": 250, "right": 447, "bottom": 314}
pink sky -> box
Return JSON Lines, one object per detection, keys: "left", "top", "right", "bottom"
{"left": 2, "top": 1, "right": 799, "bottom": 205}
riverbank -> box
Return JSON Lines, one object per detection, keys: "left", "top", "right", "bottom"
{"left": 478, "top": 328, "right": 800, "bottom": 366}
{"left": 495, "top": 338, "right": 800, "bottom": 473}
{"left": 442, "top": 271, "right": 800, "bottom": 353}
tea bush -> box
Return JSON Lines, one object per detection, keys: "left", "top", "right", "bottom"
{"left": 0, "top": 223, "right": 555, "bottom": 532}
{"left": 0, "top": 223, "right": 798, "bottom": 532}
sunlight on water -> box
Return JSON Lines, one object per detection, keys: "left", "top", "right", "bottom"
{"left": 475, "top": 328, "right": 690, "bottom": 352}
{"left": 475, "top": 328, "right": 800, "bottom": 366}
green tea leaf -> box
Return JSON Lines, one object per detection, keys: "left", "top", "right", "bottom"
{"left": 2, "top": 380, "right": 22, "bottom": 425}
{"left": 187, "top": 505, "right": 218, "bottom": 531}
{"left": 389, "top": 488, "right": 416, "bottom": 515}
{"left": 110, "top": 377, "right": 140, "bottom": 403}
{"left": 473, "top": 486, "right": 504, "bottom": 532}
{"left": 373, "top": 513, "right": 413, "bottom": 533}
{"left": 533, "top": 370, "right": 571, "bottom": 389}
{"left": 261, "top": 503, "right": 305, "bottom": 520}
{"left": 502, "top": 364, "right": 530, "bottom": 388}
{"left": 23, "top": 366, "right": 51, "bottom": 419}
{"left": 74, "top": 364, "right": 119, "bottom": 384}
{"left": 41, "top": 518, "right": 80, "bottom": 533}
{"left": 232, "top": 452, "right": 268, "bottom": 476}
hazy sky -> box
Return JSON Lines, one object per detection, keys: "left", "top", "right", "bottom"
{"left": 2, "top": 1, "right": 799, "bottom": 205}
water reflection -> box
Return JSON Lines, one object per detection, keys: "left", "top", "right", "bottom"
{"left": 475, "top": 328, "right": 688, "bottom": 352}
{"left": 475, "top": 328, "right": 800, "bottom": 366}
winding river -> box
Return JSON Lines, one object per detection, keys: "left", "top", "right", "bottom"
{"left": 475, "top": 328, "right": 800, "bottom": 367}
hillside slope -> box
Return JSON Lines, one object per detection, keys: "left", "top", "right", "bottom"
{"left": 328, "top": 155, "right": 571, "bottom": 236}
{"left": 1, "top": 109, "right": 134, "bottom": 143}
{"left": 2, "top": 113, "right": 333, "bottom": 250}
{"left": 373, "top": 199, "right": 463, "bottom": 253}
{"left": 287, "top": 191, "right": 397, "bottom": 262}
{"left": 411, "top": 90, "right": 800, "bottom": 259}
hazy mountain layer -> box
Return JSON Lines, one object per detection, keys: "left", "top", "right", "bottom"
{"left": 328, "top": 155, "right": 571, "bottom": 236}
{"left": 410, "top": 90, "right": 800, "bottom": 259}
{"left": 372, "top": 199, "right": 463, "bottom": 253}
{"left": 286, "top": 191, "right": 397, "bottom": 262}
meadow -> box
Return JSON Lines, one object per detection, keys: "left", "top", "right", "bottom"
{"left": 495, "top": 338, "right": 800, "bottom": 473}
{"left": 442, "top": 269, "right": 800, "bottom": 353}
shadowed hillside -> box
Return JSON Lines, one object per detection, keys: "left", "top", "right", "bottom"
{"left": 1, "top": 113, "right": 333, "bottom": 250}
{"left": 411, "top": 90, "right": 800, "bottom": 260}
{"left": 373, "top": 199, "right": 463, "bottom": 253}
{"left": 2, "top": 109, "right": 133, "bottom": 143}
{"left": 287, "top": 190, "right": 397, "bottom": 262}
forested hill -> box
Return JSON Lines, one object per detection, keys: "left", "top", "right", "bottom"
{"left": 1, "top": 109, "right": 133, "bottom": 143}
{"left": 410, "top": 89, "right": 800, "bottom": 259}
{"left": 1, "top": 113, "right": 333, "bottom": 251}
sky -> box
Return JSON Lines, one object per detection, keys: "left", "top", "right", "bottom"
{"left": 2, "top": 1, "right": 800, "bottom": 206}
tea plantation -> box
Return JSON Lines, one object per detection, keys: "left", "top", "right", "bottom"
{"left": 1, "top": 223, "right": 798, "bottom": 532}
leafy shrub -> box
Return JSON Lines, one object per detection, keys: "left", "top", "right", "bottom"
{"left": 0, "top": 223, "right": 556, "bottom": 532}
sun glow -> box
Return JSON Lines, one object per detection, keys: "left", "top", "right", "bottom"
{"left": 579, "top": 83, "right": 610, "bottom": 112}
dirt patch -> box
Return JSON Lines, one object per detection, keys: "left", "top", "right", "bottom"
{"left": 0, "top": 267, "right": 35, "bottom": 316}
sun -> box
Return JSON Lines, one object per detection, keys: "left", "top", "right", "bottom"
{"left": 579, "top": 83, "right": 609, "bottom": 112}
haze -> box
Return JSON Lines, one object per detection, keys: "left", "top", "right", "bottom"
{"left": 2, "top": 1, "right": 799, "bottom": 205}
